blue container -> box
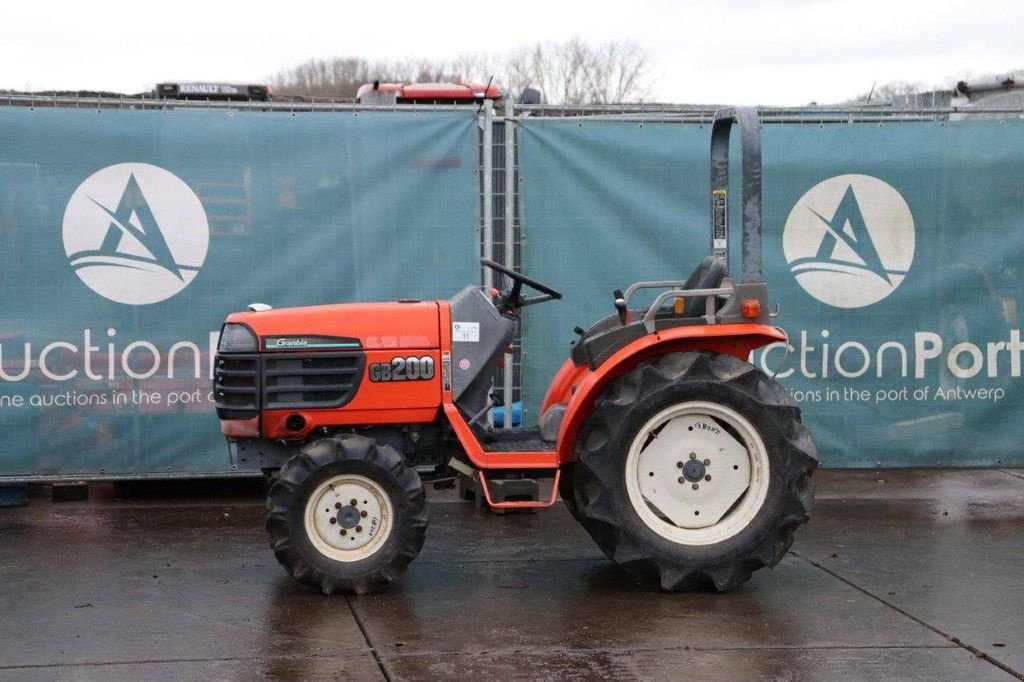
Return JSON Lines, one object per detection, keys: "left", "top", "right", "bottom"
{"left": 491, "top": 401, "right": 523, "bottom": 428}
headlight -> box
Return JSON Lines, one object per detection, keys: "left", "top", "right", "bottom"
{"left": 218, "top": 323, "right": 257, "bottom": 353}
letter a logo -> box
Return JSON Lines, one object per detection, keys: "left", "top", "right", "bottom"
{"left": 783, "top": 174, "right": 914, "bottom": 308}
{"left": 63, "top": 163, "right": 209, "bottom": 305}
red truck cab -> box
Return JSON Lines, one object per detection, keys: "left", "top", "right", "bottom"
{"left": 355, "top": 81, "right": 502, "bottom": 104}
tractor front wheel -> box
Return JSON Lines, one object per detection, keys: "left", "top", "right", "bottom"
{"left": 266, "top": 434, "right": 427, "bottom": 594}
{"left": 570, "top": 351, "right": 817, "bottom": 591}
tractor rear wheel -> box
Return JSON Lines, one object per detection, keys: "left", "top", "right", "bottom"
{"left": 570, "top": 351, "right": 817, "bottom": 591}
{"left": 266, "top": 433, "right": 427, "bottom": 594}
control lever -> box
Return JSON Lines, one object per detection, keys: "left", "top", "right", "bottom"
{"left": 613, "top": 289, "right": 630, "bottom": 325}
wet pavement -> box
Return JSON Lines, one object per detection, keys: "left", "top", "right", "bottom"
{"left": 0, "top": 469, "right": 1022, "bottom": 681}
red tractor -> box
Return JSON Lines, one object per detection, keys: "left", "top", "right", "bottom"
{"left": 214, "top": 107, "right": 818, "bottom": 594}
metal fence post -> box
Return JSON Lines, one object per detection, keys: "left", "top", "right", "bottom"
{"left": 502, "top": 99, "right": 516, "bottom": 429}
{"left": 480, "top": 100, "right": 495, "bottom": 427}
{"left": 481, "top": 100, "right": 494, "bottom": 292}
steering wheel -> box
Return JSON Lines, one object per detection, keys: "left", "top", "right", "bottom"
{"left": 481, "top": 258, "right": 562, "bottom": 314}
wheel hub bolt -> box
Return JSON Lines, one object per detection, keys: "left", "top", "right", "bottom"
{"left": 692, "top": 483, "right": 699, "bottom": 490}
{"left": 703, "top": 459, "right": 711, "bottom": 466}
{"left": 678, "top": 476, "right": 685, "bottom": 484}
{"left": 340, "top": 529, "right": 347, "bottom": 536}
{"left": 689, "top": 452, "right": 697, "bottom": 460}
{"left": 682, "top": 458, "right": 707, "bottom": 482}
{"left": 350, "top": 499, "right": 357, "bottom": 506}
{"left": 705, "top": 475, "right": 711, "bottom": 481}
{"left": 355, "top": 525, "right": 363, "bottom": 533}
{"left": 329, "top": 518, "right": 336, "bottom": 525}
{"left": 360, "top": 511, "right": 368, "bottom": 518}
{"left": 676, "top": 461, "right": 684, "bottom": 468}
{"left": 334, "top": 502, "right": 341, "bottom": 509}
{"left": 337, "top": 505, "right": 361, "bottom": 529}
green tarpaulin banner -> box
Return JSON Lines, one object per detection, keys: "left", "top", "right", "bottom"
{"left": 0, "top": 107, "right": 479, "bottom": 478}
{"left": 2, "top": 108, "right": 1021, "bottom": 476}
{"left": 517, "top": 118, "right": 1024, "bottom": 466}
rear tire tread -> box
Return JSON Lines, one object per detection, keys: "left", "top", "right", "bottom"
{"left": 572, "top": 351, "right": 818, "bottom": 592}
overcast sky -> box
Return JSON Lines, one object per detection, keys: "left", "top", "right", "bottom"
{"left": 3, "top": 0, "right": 1022, "bottom": 105}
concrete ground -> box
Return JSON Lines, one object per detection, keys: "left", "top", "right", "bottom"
{"left": 0, "top": 469, "right": 1022, "bottom": 681}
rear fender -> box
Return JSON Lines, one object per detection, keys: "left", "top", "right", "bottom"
{"left": 539, "top": 358, "right": 589, "bottom": 416}
{"left": 554, "top": 323, "right": 785, "bottom": 464}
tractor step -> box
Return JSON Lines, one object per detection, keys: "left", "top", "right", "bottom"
{"left": 477, "top": 470, "right": 560, "bottom": 510}
{"left": 455, "top": 472, "right": 560, "bottom": 513}
{"left": 449, "top": 457, "right": 560, "bottom": 512}
{"left": 458, "top": 472, "right": 540, "bottom": 509}
{"left": 479, "top": 427, "right": 552, "bottom": 453}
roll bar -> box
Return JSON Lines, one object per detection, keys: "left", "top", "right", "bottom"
{"left": 709, "top": 107, "right": 762, "bottom": 283}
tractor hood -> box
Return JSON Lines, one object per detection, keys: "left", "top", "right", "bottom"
{"left": 224, "top": 300, "right": 441, "bottom": 351}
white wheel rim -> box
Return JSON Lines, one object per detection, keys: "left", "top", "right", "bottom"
{"left": 304, "top": 474, "right": 393, "bottom": 562}
{"left": 624, "top": 401, "right": 770, "bottom": 546}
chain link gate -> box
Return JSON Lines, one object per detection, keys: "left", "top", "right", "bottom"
{"left": 479, "top": 100, "right": 523, "bottom": 428}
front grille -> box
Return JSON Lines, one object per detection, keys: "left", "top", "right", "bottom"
{"left": 263, "top": 352, "right": 364, "bottom": 409}
{"left": 214, "top": 354, "right": 259, "bottom": 419}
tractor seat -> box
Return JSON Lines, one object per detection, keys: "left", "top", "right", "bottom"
{"left": 679, "top": 256, "right": 726, "bottom": 317}
{"left": 569, "top": 256, "right": 728, "bottom": 369}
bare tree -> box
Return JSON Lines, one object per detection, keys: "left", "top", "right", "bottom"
{"left": 505, "top": 41, "right": 589, "bottom": 105}
{"left": 448, "top": 51, "right": 503, "bottom": 85}
{"left": 854, "top": 80, "right": 929, "bottom": 103}
{"left": 473, "top": 39, "right": 653, "bottom": 105}
{"left": 272, "top": 58, "right": 376, "bottom": 99}
{"left": 580, "top": 40, "right": 653, "bottom": 104}
{"left": 271, "top": 39, "right": 656, "bottom": 104}
{"left": 272, "top": 57, "right": 462, "bottom": 99}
